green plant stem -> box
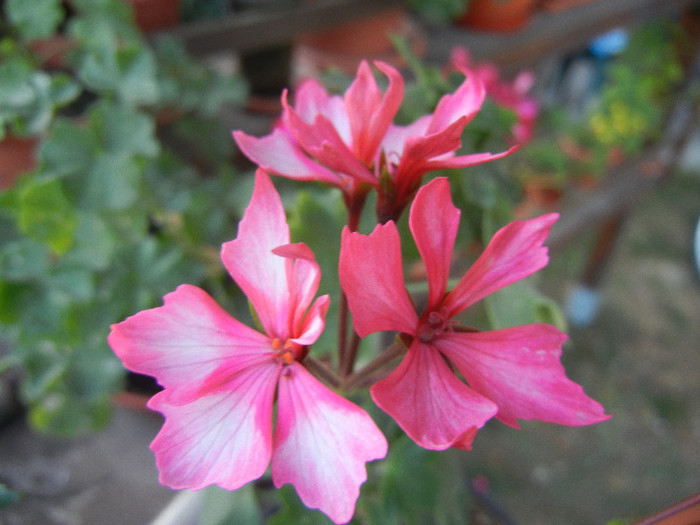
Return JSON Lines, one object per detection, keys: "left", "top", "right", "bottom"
{"left": 337, "top": 291, "right": 350, "bottom": 375}
{"left": 341, "top": 331, "right": 361, "bottom": 377}
{"left": 337, "top": 187, "right": 368, "bottom": 375}
{"left": 342, "top": 339, "right": 408, "bottom": 391}
{"left": 305, "top": 355, "right": 341, "bottom": 389}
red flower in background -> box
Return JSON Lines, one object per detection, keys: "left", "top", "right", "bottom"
{"left": 450, "top": 46, "right": 539, "bottom": 144}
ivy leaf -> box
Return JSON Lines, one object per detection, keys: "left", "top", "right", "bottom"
{"left": 91, "top": 101, "right": 159, "bottom": 157}
{"left": 18, "top": 177, "right": 77, "bottom": 255}
{"left": 39, "top": 117, "right": 101, "bottom": 176}
{"left": 6, "top": 0, "right": 64, "bottom": 41}
{"left": 84, "top": 152, "right": 143, "bottom": 210}
{"left": 62, "top": 213, "right": 116, "bottom": 271}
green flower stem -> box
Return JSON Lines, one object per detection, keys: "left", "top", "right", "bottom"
{"left": 342, "top": 339, "right": 408, "bottom": 391}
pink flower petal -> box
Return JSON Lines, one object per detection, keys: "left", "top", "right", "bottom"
{"left": 221, "top": 170, "right": 291, "bottom": 339}
{"left": 409, "top": 178, "right": 460, "bottom": 311}
{"left": 108, "top": 284, "right": 271, "bottom": 403}
{"left": 381, "top": 116, "right": 431, "bottom": 162}
{"left": 443, "top": 213, "right": 559, "bottom": 317}
{"left": 272, "top": 242, "right": 324, "bottom": 338}
{"left": 233, "top": 128, "right": 342, "bottom": 186}
{"left": 424, "top": 145, "right": 518, "bottom": 171}
{"left": 438, "top": 326, "right": 611, "bottom": 428}
{"left": 339, "top": 224, "right": 418, "bottom": 337}
{"left": 291, "top": 82, "right": 351, "bottom": 144}
{"left": 370, "top": 341, "right": 498, "bottom": 450}
{"left": 427, "top": 74, "right": 485, "bottom": 135}
{"left": 345, "top": 60, "right": 404, "bottom": 165}
{"left": 147, "top": 361, "right": 281, "bottom": 490}
{"left": 272, "top": 363, "right": 387, "bottom": 524}
{"left": 283, "top": 94, "right": 376, "bottom": 186}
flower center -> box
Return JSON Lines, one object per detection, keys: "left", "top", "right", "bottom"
{"left": 417, "top": 307, "right": 454, "bottom": 343}
{"left": 271, "top": 338, "right": 306, "bottom": 364}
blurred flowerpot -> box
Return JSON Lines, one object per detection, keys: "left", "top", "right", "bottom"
{"left": 514, "top": 174, "right": 563, "bottom": 217}
{"left": 231, "top": 0, "right": 297, "bottom": 112}
{"left": 126, "top": 0, "right": 181, "bottom": 33}
{"left": 0, "top": 135, "right": 39, "bottom": 190}
{"left": 457, "top": 0, "right": 538, "bottom": 32}
{"left": 296, "top": 7, "right": 425, "bottom": 75}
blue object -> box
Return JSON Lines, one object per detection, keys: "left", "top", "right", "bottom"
{"left": 589, "top": 28, "right": 628, "bottom": 58}
{"left": 566, "top": 285, "right": 601, "bottom": 327}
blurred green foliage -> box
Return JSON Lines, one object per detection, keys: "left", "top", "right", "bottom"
{"left": 0, "top": 0, "right": 248, "bottom": 435}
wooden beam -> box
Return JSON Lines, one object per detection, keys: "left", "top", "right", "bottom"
{"left": 159, "top": 0, "right": 404, "bottom": 55}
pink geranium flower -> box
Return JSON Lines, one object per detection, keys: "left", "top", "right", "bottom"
{"left": 108, "top": 169, "right": 387, "bottom": 524}
{"left": 339, "top": 177, "right": 609, "bottom": 450}
{"left": 233, "top": 60, "right": 514, "bottom": 223}
{"left": 450, "top": 46, "right": 539, "bottom": 144}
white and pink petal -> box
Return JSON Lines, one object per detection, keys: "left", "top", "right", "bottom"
{"left": 233, "top": 128, "right": 342, "bottom": 186}
{"left": 221, "top": 170, "right": 291, "bottom": 339}
{"left": 272, "top": 363, "right": 387, "bottom": 524}
{"left": 147, "top": 360, "right": 281, "bottom": 491}
{"left": 108, "top": 284, "right": 272, "bottom": 402}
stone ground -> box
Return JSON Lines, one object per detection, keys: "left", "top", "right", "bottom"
{"left": 0, "top": 152, "right": 699, "bottom": 525}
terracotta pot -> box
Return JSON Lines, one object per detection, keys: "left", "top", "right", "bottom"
{"left": 295, "top": 7, "right": 426, "bottom": 75}
{"left": 126, "top": 0, "right": 180, "bottom": 33}
{"left": 457, "top": 0, "right": 538, "bottom": 32}
{"left": 514, "top": 175, "right": 563, "bottom": 218}
{"left": 0, "top": 135, "right": 39, "bottom": 190}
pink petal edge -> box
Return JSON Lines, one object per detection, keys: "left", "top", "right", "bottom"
{"left": 370, "top": 341, "right": 498, "bottom": 450}
{"left": 438, "top": 326, "right": 611, "bottom": 428}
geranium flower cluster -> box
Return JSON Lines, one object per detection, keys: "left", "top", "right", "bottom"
{"left": 109, "top": 60, "right": 609, "bottom": 524}
{"left": 449, "top": 46, "right": 539, "bottom": 144}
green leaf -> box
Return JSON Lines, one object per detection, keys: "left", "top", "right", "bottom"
{"left": 28, "top": 389, "right": 113, "bottom": 436}
{"left": 6, "top": 0, "right": 64, "bottom": 41}
{"left": 18, "top": 177, "right": 77, "bottom": 255}
{"left": 200, "top": 485, "right": 262, "bottom": 525}
{"left": 62, "top": 213, "right": 116, "bottom": 271}
{"left": 39, "top": 118, "right": 101, "bottom": 176}
{"left": 84, "top": 152, "right": 142, "bottom": 210}
{"left": 0, "top": 238, "right": 50, "bottom": 281}
{"left": 48, "top": 265, "right": 95, "bottom": 302}
{"left": 268, "top": 485, "right": 333, "bottom": 525}
{"left": 114, "top": 47, "right": 160, "bottom": 106}
{"left": 287, "top": 189, "right": 345, "bottom": 354}
{"left": 91, "top": 101, "right": 159, "bottom": 157}
{"left": 484, "top": 279, "right": 567, "bottom": 331}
